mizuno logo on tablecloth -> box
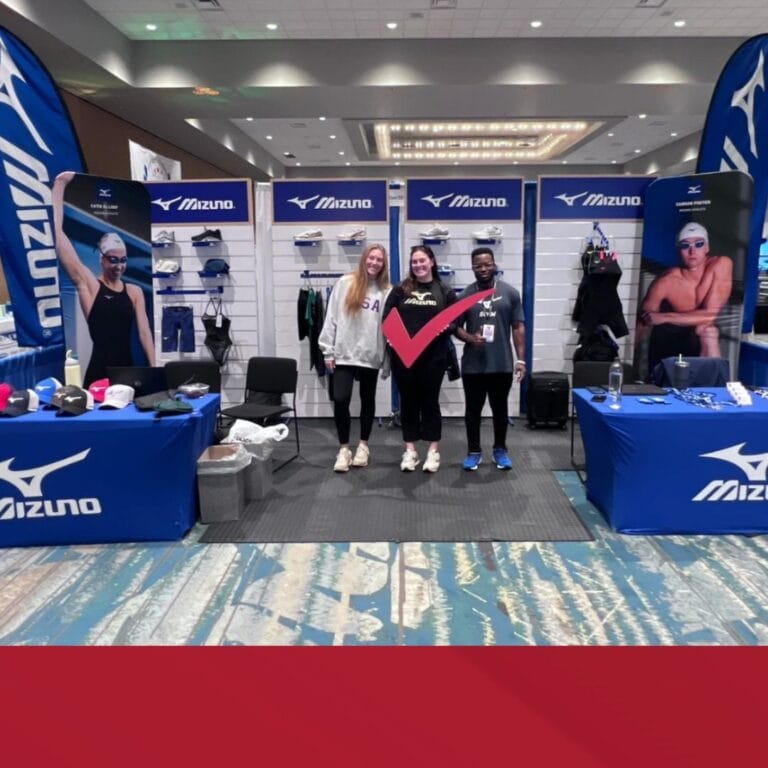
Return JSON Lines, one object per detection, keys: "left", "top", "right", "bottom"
{"left": 693, "top": 442, "right": 768, "bottom": 501}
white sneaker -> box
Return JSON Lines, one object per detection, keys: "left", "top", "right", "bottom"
{"left": 333, "top": 447, "right": 353, "bottom": 472}
{"left": 422, "top": 450, "right": 441, "bottom": 473}
{"left": 419, "top": 223, "right": 450, "bottom": 239}
{"left": 351, "top": 444, "right": 370, "bottom": 467}
{"left": 152, "top": 230, "right": 176, "bottom": 245}
{"left": 338, "top": 227, "right": 367, "bottom": 241}
{"left": 294, "top": 228, "right": 323, "bottom": 240}
{"left": 400, "top": 449, "right": 420, "bottom": 472}
{"left": 472, "top": 225, "right": 503, "bottom": 240}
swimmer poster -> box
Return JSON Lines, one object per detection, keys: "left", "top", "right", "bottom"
{"left": 55, "top": 173, "right": 154, "bottom": 382}
{"left": 634, "top": 170, "right": 753, "bottom": 382}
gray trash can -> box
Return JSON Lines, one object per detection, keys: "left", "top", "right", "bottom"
{"left": 196, "top": 444, "right": 250, "bottom": 523}
{"left": 243, "top": 442, "right": 274, "bottom": 501}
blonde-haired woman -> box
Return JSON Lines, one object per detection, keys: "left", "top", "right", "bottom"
{"left": 319, "top": 244, "right": 391, "bottom": 472}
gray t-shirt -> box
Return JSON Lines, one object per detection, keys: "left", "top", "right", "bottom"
{"left": 458, "top": 280, "right": 524, "bottom": 374}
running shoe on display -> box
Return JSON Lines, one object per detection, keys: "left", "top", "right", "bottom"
{"left": 152, "top": 230, "right": 176, "bottom": 245}
{"left": 294, "top": 228, "right": 323, "bottom": 240}
{"left": 419, "top": 223, "right": 450, "bottom": 239}
{"left": 191, "top": 228, "right": 223, "bottom": 243}
{"left": 337, "top": 227, "right": 367, "bottom": 241}
{"left": 155, "top": 259, "right": 180, "bottom": 275}
{"left": 472, "top": 225, "right": 503, "bottom": 240}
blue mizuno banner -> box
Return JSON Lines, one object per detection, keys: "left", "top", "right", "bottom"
{"left": 406, "top": 178, "right": 522, "bottom": 221}
{"left": 0, "top": 26, "right": 86, "bottom": 348}
{"left": 273, "top": 180, "right": 388, "bottom": 223}
{"left": 634, "top": 171, "right": 752, "bottom": 382}
{"left": 538, "top": 176, "right": 653, "bottom": 220}
{"left": 697, "top": 34, "right": 768, "bottom": 333}
{"left": 146, "top": 180, "right": 252, "bottom": 225}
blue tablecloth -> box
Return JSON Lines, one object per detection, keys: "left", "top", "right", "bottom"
{"left": 0, "top": 395, "right": 219, "bottom": 547}
{"left": 0, "top": 345, "right": 65, "bottom": 389}
{"left": 573, "top": 388, "right": 768, "bottom": 535}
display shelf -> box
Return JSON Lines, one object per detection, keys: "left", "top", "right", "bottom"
{"left": 156, "top": 286, "right": 223, "bottom": 296}
{"left": 294, "top": 239, "right": 322, "bottom": 247}
{"left": 151, "top": 241, "right": 176, "bottom": 249}
{"left": 473, "top": 238, "right": 501, "bottom": 245}
{"left": 338, "top": 239, "right": 365, "bottom": 246}
{"left": 191, "top": 240, "right": 223, "bottom": 248}
{"left": 152, "top": 271, "right": 181, "bottom": 278}
{"left": 437, "top": 268, "right": 455, "bottom": 277}
{"left": 197, "top": 270, "right": 229, "bottom": 278}
{"left": 421, "top": 237, "right": 449, "bottom": 245}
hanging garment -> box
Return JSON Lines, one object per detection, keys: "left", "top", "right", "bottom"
{"left": 201, "top": 297, "right": 232, "bottom": 366}
{"left": 297, "top": 286, "right": 326, "bottom": 376}
{"left": 572, "top": 242, "right": 628, "bottom": 339}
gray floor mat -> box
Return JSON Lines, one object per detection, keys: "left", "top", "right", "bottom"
{"left": 199, "top": 418, "right": 590, "bottom": 543}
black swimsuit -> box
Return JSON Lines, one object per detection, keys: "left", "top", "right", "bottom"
{"left": 85, "top": 281, "right": 135, "bottom": 386}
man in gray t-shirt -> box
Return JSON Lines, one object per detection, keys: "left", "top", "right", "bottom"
{"left": 455, "top": 247, "right": 526, "bottom": 470}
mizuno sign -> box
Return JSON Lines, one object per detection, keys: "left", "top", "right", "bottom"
{"left": 698, "top": 34, "right": 768, "bottom": 333}
{"left": 0, "top": 27, "right": 85, "bottom": 348}
{"left": 420, "top": 193, "right": 509, "bottom": 209}
{"left": 146, "top": 180, "right": 251, "bottom": 225}
{"left": 539, "top": 176, "right": 652, "bottom": 220}
{"left": 273, "top": 180, "right": 388, "bottom": 223}
{"left": 693, "top": 442, "right": 768, "bottom": 502}
{"left": 407, "top": 179, "right": 522, "bottom": 221}
{"left": 151, "top": 196, "right": 236, "bottom": 212}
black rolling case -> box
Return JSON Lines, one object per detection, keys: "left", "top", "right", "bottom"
{"left": 527, "top": 371, "right": 569, "bottom": 428}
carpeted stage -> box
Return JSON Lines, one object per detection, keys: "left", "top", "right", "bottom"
{"left": 199, "top": 418, "right": 591, "bottom": 544}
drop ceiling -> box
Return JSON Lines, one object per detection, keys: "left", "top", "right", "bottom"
{"left": 0, "top": 0, "right": 760, "bottom": 179}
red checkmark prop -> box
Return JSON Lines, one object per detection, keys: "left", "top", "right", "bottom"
{"left": 383, "top": 287, "right": 494, "bottom": 368}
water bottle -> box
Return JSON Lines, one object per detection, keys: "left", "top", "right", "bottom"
{"left": 64, "top": 349, "right": 82, "bottom": 387}
{"left": 607, "top": 359, "right": 623, "bottom": 409}
{"left": 672, "top": 354, "right": 690, "bottom": 390}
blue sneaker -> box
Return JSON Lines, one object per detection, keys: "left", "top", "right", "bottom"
{"left": 493, "top": 448, "right": 513, "bottom": 470}
{"left": 462, "top": 452, "right": 483, "bottom": 471}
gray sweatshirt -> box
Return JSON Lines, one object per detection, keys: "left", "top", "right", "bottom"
{"left": 318, "top": 274, "right": 390, "bottom": 369}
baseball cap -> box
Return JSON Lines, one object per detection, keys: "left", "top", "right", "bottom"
{"left": 55, "top": 387, "right": 94, "bottom": 417}
{"left": 88, "top": 378, "right": 110, "bottom": 403}
{"left": 0, "top": 389, "right": 40, "bottom": 417}
{"left": 155, "top": 259, "right": 180, "bottom": 275}
{"left": 34, "top": 377, "right": 63, "bottom": 406}
{"left": 98, "top": 232, "right": 126, "bottom": 255}
{"left": 100, "top": 384, "right": 135, "bottom": 410}
{"left": 199, "top": 258, "right": 229, "bottom": 276}
{"left": 677, "top": 222, "right": 708, "bottom": 243}
{"left": 0, "top": 382, "right": 12, "bottom": 410}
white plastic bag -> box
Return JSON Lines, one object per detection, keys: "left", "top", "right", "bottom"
{"left": 222, "top": 419, "right": 289, "bottom": 460}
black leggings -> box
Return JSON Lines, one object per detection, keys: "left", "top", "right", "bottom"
{"left": 462, "top": 372, "right": 514, "bottom": 453}
{"left": 330, "top": 365, "right": 379, "bottom": 444}
{"left": 392, "top": 356, "right": 445, "bottom": 443}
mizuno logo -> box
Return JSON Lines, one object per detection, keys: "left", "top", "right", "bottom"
{"left": 98, "top": 188, "right": 112, "bottom": 198}
{"left": 288, "top": 194, "right": 319, "bottom": 210}
{"left": 687, "top": 185, "right": 702, "bottom": 194}
{"left": 421, "top": 193, "right": 454, "bottom": 208}
{"left": 700, "top": 443, "right": 768, "bottom": 482}
{"left": 410, "top": 291, "right": 432, "bottom": 301}
{"left": 0, "top": 449, "right": 91, "bottom": 498}
{"left": 152, "top": 196, "right": 182, "bottom": 211}
{"left": 693, "top": 443, "right": 768, "bottom": 502}
{"left": 554, "top": 192, "right": 588, "bottom": 207}
{"left": 554, "top": 191, "right": 641, "bottom": 207}
{"left": 0, "top": 35, "right": 51, "bottom": 154}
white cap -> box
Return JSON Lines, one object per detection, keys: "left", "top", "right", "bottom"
{"left": 98, "top": 232, "right": 126, "bottom": 255}
{"left": 677, "top": 222, "right": 708, "bottom": 243}
{"left": 100, "top": 384, "right": 135, "bottom": 410}
{"left": 155, "top": 259, "right": 180, "bottom": 274}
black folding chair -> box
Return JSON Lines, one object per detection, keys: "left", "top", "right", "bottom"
{"left": 221, "top": 357, "right": 299, "bottom": 471}
{"left": 570, "top": 360, "right": 633, "bottom": 483}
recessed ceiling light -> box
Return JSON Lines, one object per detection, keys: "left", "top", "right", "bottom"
{"left": 386, "top": 22, "right": 398, "bottom": 30}
{"left": 266, "top": 23, "right": 278, "bottom": 31}
{"left": 453, "top": 161, "right": 460, "bottom": 165}
{"left": 562, "top": 160, "right": 568, "bottom": 164}
{"left": 319, "top": 116, "right": 327, "bottom": 121}
{"left": 345, "top": 162, "right": 351, "bottom": 166}
{"left": 530, "top": 20, "right": 542, "bottom": 29}
{"left": 246, "top": 117, "right": 253, "bottom": 122}
{"left": 296, "top": 162, "right": 301, "bottom": 166}
{"left": 611, "top": 160, "right": 617, "bottom": 164}
{"left": 670, "top": 131, "right": 678, "bottom": 137}
{"left": 192, "top": 86, "right": 219, "bottom": 96}
{"left": 394, "top": 161, "right": 400, "bottom": 166}
{"left": 338, "top": 151, "right": 345, "bottom": 156}
{"left": 329, "top": 134, "right": 336, "bottom": 140}
{"left": 638, "top": 113, "right": 647, "bottom": 119}
{"left": 674, "top": 19, "right": 686, "bottom": 28}
{"left": 265, "top": 135, "right": 273, "bottom": 140}
{"left": 513, "top": 160, "right": 519, "bottom": 165}
{"left": 282, "top": 151, "right": 292, "bottom": 157}
{"left": 607, "top": 132, "right": 614, "bottom": 137}
{"left": 145, "top": 24, "right": 157, "bottom": 31}
{"left": 634, "top": 149, "right": 642, "bottom": 154}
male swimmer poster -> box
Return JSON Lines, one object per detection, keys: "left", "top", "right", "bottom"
{"left": 634, "top": 171, "right": 752, "bottom": 381}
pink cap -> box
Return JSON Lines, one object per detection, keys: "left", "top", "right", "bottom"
{"left": 0, "top": 383, "right": 12, "bottom": 410}
{"left": 88, "top": 378, "right": 110, "bottom": 403}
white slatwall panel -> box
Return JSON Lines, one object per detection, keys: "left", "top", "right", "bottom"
{"left": 532, "top": 220, "right": 644, "bottom": 378}
{"left": 403, "top": 221, "right": 525, "bottom": 417}
{"left": 152, "top": 222, "right": 258, "bottom": 407}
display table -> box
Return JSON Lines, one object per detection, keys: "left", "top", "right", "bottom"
{"left": 573, "top": 388, "right": 768, "bottom": 535}
{"left": 0, "top": 395, "right": 219, "bottom": 548}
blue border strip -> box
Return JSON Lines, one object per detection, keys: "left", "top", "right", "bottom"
{"left": 520, "top": 180, "right": 538, "bottom": 413}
